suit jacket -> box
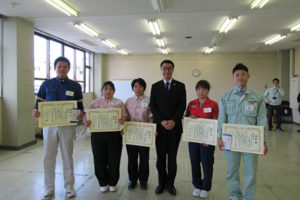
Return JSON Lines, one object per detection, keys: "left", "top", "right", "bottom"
{"left": 150, "top": 79, "right": 186, "bottom": 133}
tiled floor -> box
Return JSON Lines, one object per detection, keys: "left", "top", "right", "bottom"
{"left": 0, "top": 123, "right": 300, "bottom": 200}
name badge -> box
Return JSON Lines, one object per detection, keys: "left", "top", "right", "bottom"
{"left": 204, "top": 107, "right": 212, "bottom": 113}
{"left": 66, "top": 90, "right": 74, "bottom": 97}
{"left": 245, "top": 104, "right": 254, "bottom": 111}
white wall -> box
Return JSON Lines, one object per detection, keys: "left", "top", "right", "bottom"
{"left": 102, "top": 53, "right": 277, "bottom": 103}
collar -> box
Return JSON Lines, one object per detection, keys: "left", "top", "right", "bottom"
{"left": 56, "top": 76, "right": 69, "bottom": 83}
{"left": 134, "top": 95, "right": 145, "bottom": 101}
{"left": 101, "top": 96, "right": 113, "bottom": 102}
{"left": 198, "top": 97, "right": 210, "bottom": 105}
{"left": 163, "top": 78, "right": 173, "bottom": 84}
{"left": 234, "top": 86, "right": 248, "bottom": 94}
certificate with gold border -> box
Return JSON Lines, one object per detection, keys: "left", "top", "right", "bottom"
{"left": 222, "top": 123, "right": 264, "bottom": 154}
{"left": 182, "top": 117, "right": 217, "bottom": 146}
{"left": 123, "top": 122, "right": 156, "bottom": 148}
{"left": 86, "top": 108, "right": 121, "bottom": 132}
{"left": 38, "top": 101, "right": 77, "bottom": 128}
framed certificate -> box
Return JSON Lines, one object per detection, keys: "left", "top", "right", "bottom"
{"left": 222, "top": 123, "right": 264, "bottom": 154}
{"left": 123, "top": 122, "right": 156, "bottom": 148}
{"left": 38, "top": 101, "right": 77, "bottom": 128}
{"left": 86, "top": 108, "right": 122, "bottom": 132}
{"left": 182, "top": 117, "right": 218, "bottom": 146}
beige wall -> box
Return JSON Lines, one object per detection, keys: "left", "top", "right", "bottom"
{"left": 103, "top": 53, "right": 277, "bottom": 103}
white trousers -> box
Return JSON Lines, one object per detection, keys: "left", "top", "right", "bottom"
{"left": 43, "top": 126, "right": 76, "bottom": 193}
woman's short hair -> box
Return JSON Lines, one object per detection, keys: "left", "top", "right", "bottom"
{"left": 101, "top": 81, "right": 115, "bottom": 91}
{"left": 131, "top": 78, "right": 146, "bottom": 91}
{"left": 195, "top": 80, "right": 210, "bottom": 91}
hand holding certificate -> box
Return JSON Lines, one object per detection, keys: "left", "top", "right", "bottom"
{"left": 86, "top": 108, "right": 122, "bottom": 132}
{"left": 38, "top": 101, "right": 77, "bottom": 127}
{"left": 182, "top": 117, "right": 218, "bottom": 146}
{"left": 222, "top": 123, "right": 264, "bottom": 154}
{"left": 123, "top": 122, "right": 156, "bottom": 147}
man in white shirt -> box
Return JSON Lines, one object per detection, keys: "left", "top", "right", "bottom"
{"left": 264, "top": 78, "right": 285, "bottom": 132}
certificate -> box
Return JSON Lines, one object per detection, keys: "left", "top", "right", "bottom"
{"left": 182, "top": 117, "right": 218, "bottom": 146}
{"left": 86, "top": 108, "right": 121, "bottom": 132}
{"left": 123, "top": 122, "right": 156, "bottom": 147}
{"left": 38, "top": 101, "right": 77, "bottom": 128}
{"left": 222, "top": 123, "right": 264, "bottom": 154}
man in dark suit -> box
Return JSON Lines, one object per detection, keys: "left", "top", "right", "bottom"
{"left": 150, "top": 60, "right": 186, "bottom": 196}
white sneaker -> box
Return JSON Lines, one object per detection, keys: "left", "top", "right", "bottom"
{"left": 109, "top": 186, "right": 117, "bottom": 192}
{"left": 66, "top": 189, "right": 76, "bottom": 198}
{"left": 41, "top": 191, "right": 54, "bottom": 200}
{"left": 100, "top": 186, "right": 108, "bottom": 193}
{"left": 200, "top": 190, "right": 209, "bottom": 198}
{"left": 192, "top": 188, "right": 201, "bottom": 197}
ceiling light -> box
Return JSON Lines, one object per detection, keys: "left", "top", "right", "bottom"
{"left": 74, "top": 22, "right": 99, "bottom": 37}
{"left": 250, "top": 0, "right": 269, "bottom": 9}
{"left": 150, "top": 0, "right": 165, "bottom": 13}
{"left": 156, "top": 38, "right": 165, "bottom": 48}
{"left": 291, "top": 23, "right": 300, "bottom": 31}
{"left": 45, "top": 0, "right": 78, "bottom": 16}
{"left": 204, "top": 47, "right": 214, "bottom": 54}
{"left": 161, "top": 48, "right": 168, "bottom": 54}
{"left": 147, "top": 19, "right": 161, "bottom": 35}
{"left": 265, "top": 34, "right": 287, "bottom": 45}
{"left": 117, "top": 49, "right": 128, "bottom": 55}
{"left": 101, "top": 39, "right": 116, "bottom": 48}
{"left": 219, "top": 17, "right": 238, "bottom": 33}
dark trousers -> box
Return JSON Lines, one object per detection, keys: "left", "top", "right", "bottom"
{"left": 155, "top": 129, "right": 181, "bottom": 186}
{"left": 188, "top": 142, "right": 215, "bottom": 191}
{"left": 267, "top": 105, "right": 281, "bottom": 129}
{"left": 126, "top": 144, "right": 150, "bottom": 184}
{"left": 91, "top": 132, "right": 122, "bottom": 187}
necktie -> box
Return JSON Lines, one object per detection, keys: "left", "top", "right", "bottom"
{"left": 165, "top": 82, "right": 169, "bottom": 91}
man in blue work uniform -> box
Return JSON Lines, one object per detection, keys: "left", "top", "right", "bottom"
{"left": 32, "top": 56, "right": 84, "bottom": 200}
{"left": 217, "top": 63, "right": 268, "bottom": 200}
{"left": 264, "top": 78, "right": 285, "bottom": 132}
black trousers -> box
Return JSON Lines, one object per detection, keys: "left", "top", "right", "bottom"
{"left": 267, "top": 105, "right": 281, "bottom": 129}
{"left": 188, "top": 142, "right": 215, "bottom": 191}
{"left": 126, "top": 144, "right": 150, "bottom": 184}
{"left": 91, "top": 132, "right": 122, "bottom": 187}
{"left": 155, "top": 129, "right": 181, "bottom": 186}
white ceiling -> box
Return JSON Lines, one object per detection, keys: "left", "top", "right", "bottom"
{"left": 1, "top": 0, "right": 300, "bottom": 54}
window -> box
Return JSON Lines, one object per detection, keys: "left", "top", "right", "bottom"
{"left": 0, "top": 18, "right": 2, "bottom": 96}
{"left": 34, "top": 33, "right": 93, "bottom": 93}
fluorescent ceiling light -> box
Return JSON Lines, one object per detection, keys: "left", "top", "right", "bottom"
{"left": 74, "top": 22, "right": 99, "bottom": 37}
{"left": 161, "top": 48, "right": 168, "bottom": 54}
{"left": 101, "top": 39, "right": 116, "bottom": 48}
{"left": 204, "top": 47, "right": 214, "bottom": 54}
{"left": 219, "top": 17, "right": 238, "bottom": 33}
{"left": 150, "top": 0, "right": 165, "bottom": 12}
{"left": 291, "top": 23, "right": 300, "bottom": 31}
{"left": 147, "top": 19, "right": 161, "bottom": 35}
{"left": 265, "top": 34, "right": 287, "bottom": 45}
{"left": 156, "top": 38, "right": 165, "bottom": 48}
{"left": 117, "top": 49, "right": 128, "bottom": 55}
{"left": 45, "top": 0, "right": 78, "bottom": 16}
{"left": 250, "top": 0, "right": 269, "bottom": 9}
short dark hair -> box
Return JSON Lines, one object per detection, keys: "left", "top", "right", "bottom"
{"left": 273, "top": 78, "right": 279, "bottom": 83}
{"left": 54, "top": 56, "right": 70, "bottom": 68}
{"left": 131, "top": 78, "right": 146, "bottom": 91}
{"left": 195, "top": 80, "right": 210, "bottom": 91}
{"left": 160, "top": 60, "right": 175, "bottom": 68}
{"left": 101, "top": 81, "right": 115, "bottom": 91}
{"left": 232, "top": 63, "right": 249, "bottom": 74}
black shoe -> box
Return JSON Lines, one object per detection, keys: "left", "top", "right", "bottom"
{"left": 128, "top": 181, "right": 136, "bottom": 190}
{"left": 297, "top": 129, "right": 300, "bottom": 132}
{"left": 167, "top": 185, "right": 176, "bottom": 196}
{"left": 155, "top": 185, "right": 165, "bottom": 194}
{"left": 140, "top": 182, "right": 147, "bottom": 190}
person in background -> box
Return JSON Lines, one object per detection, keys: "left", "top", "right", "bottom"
{"left": 32, "top": 56, "right": 84, "bottom": 200}
{"left": 185, "top": 80, "right": 218, "bottom": 199}
{"left": 217, "top": 63, "right": 268, "bottom": 200}
{"left": 150, "top": 60, "right": 186, "bottom": 196}
{"left": 264, "top": 78, "right": 285, "bottom": 132}
{"left": 124, "top": 78, "right": 153, "bottom": 190}
{"left": 84, "top": 81, "right": 127, "bottom": 193}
